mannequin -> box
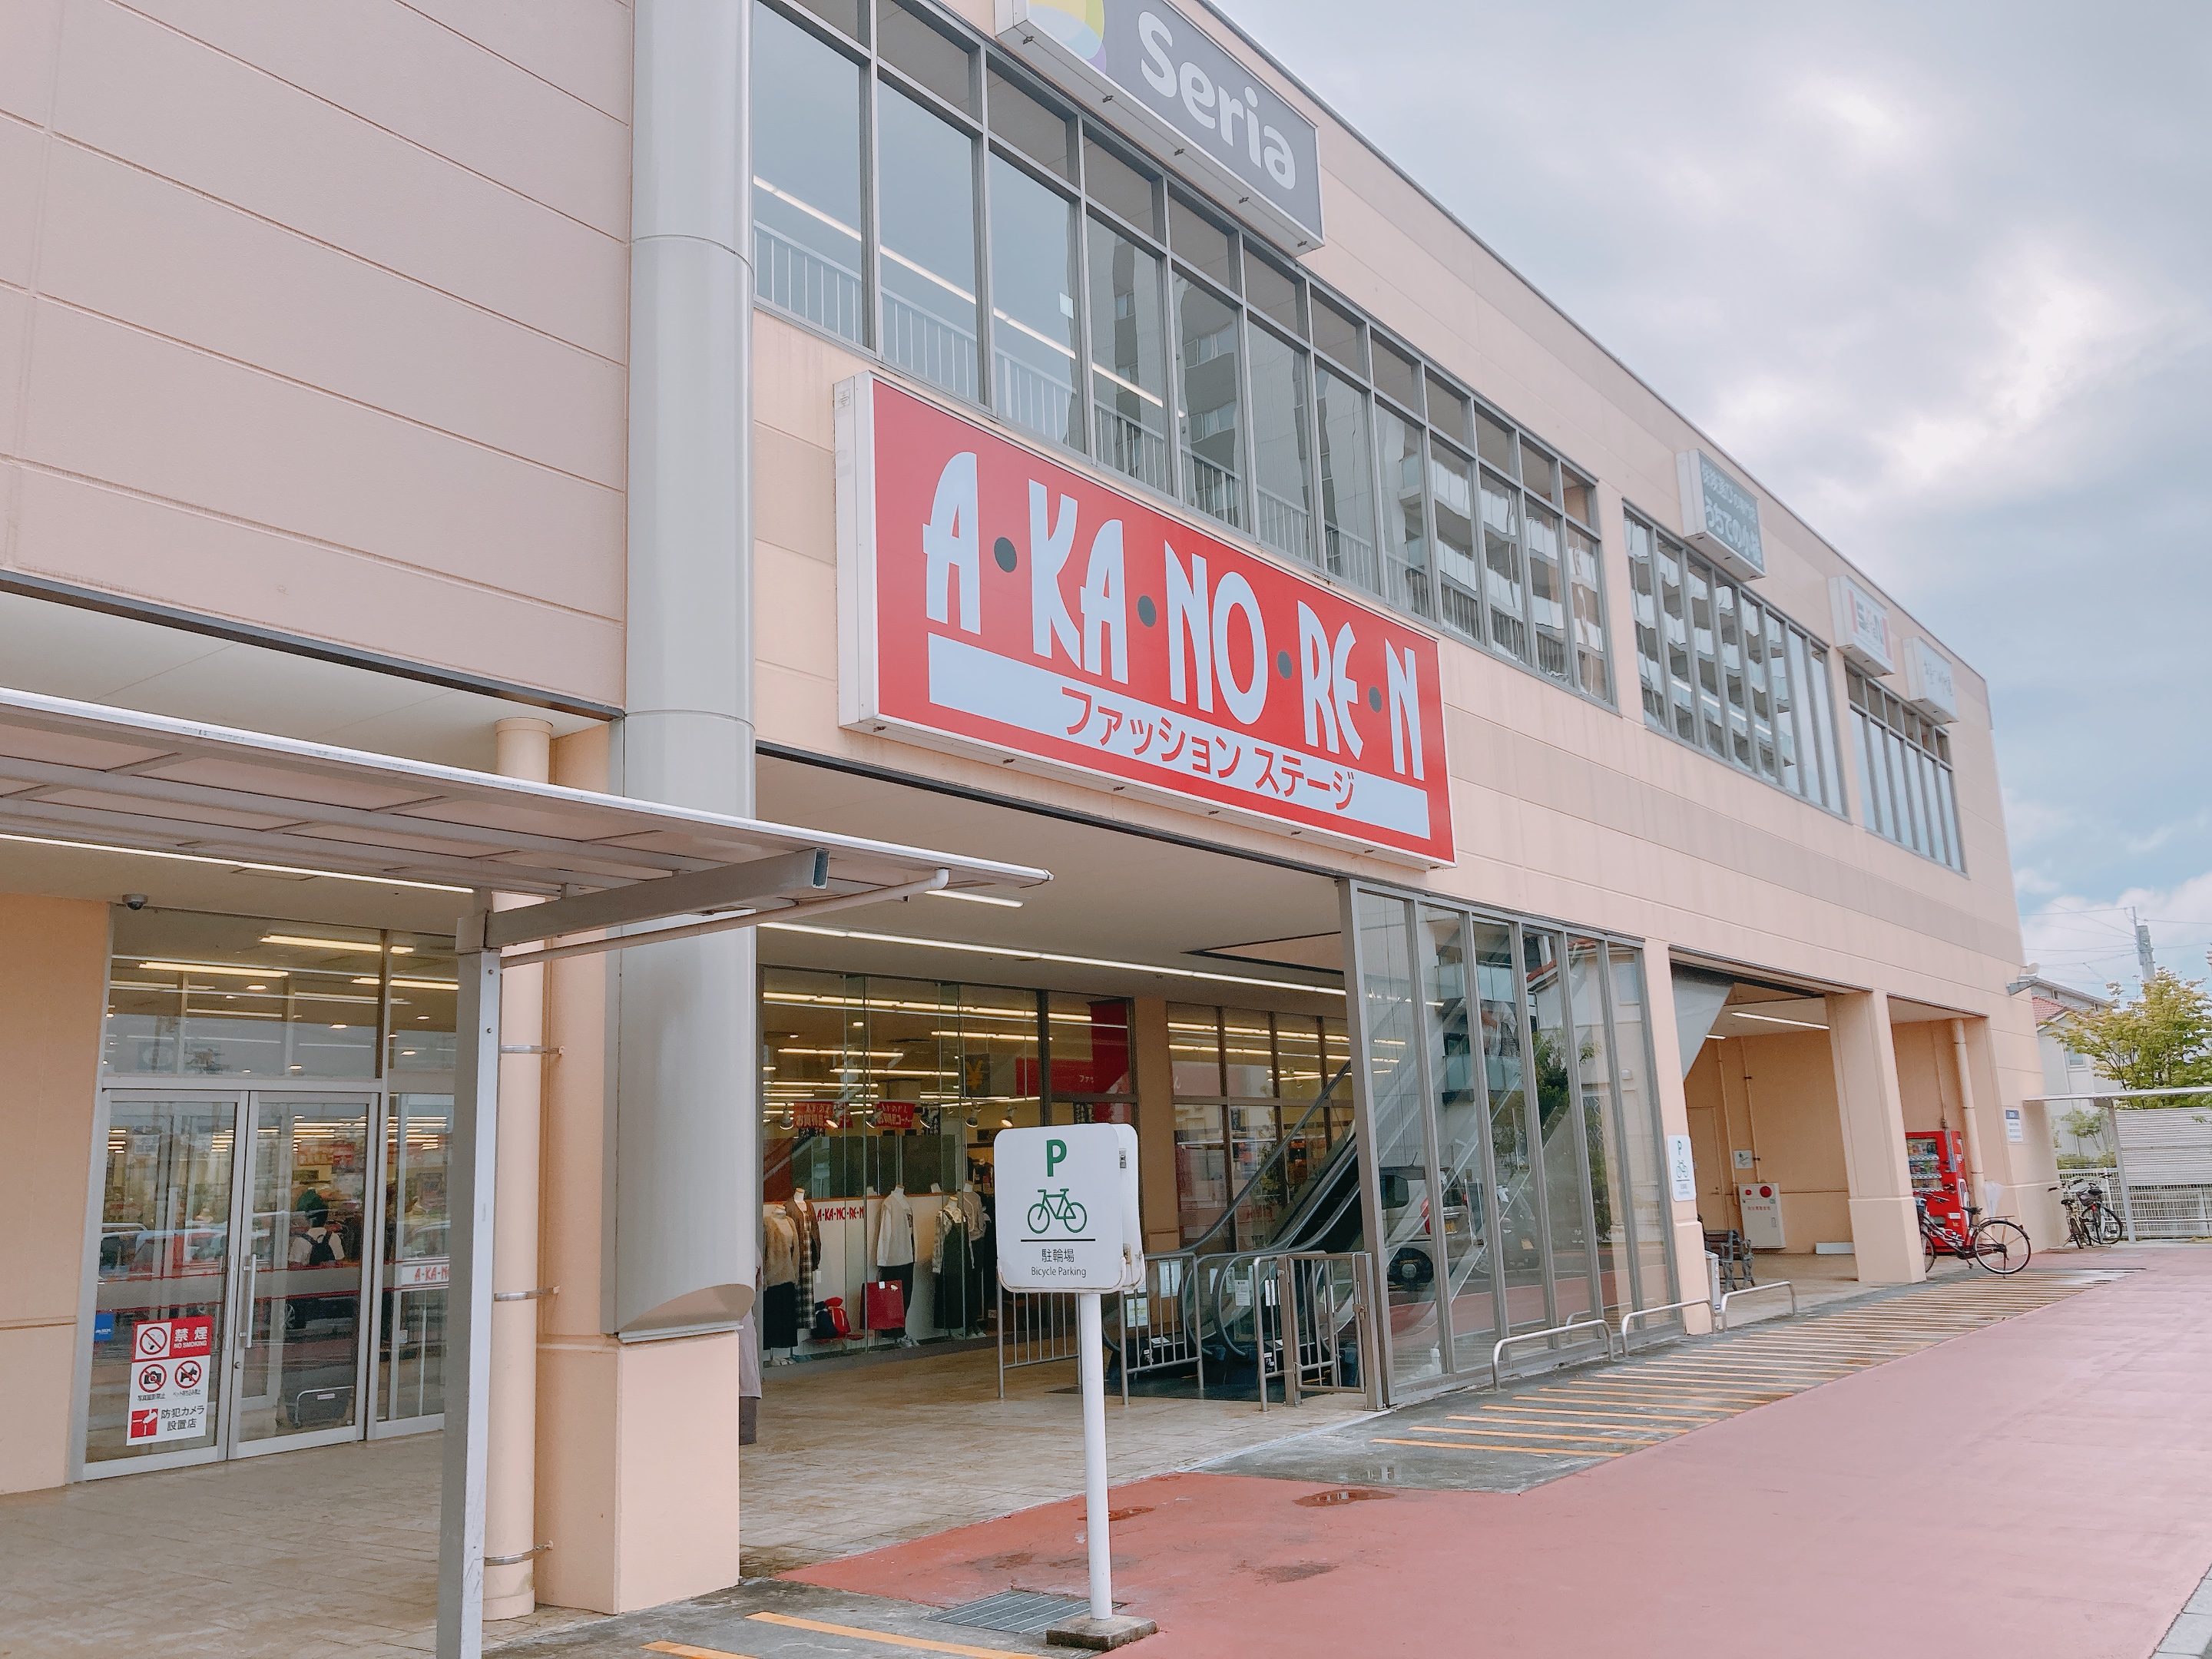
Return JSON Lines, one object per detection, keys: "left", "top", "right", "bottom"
{"left": 876, "top": 1183, "right": 916, "bottom": 1345}
{"left": 762, "top": 1204, "right": 801, "bottom": 1359}
{"left": 786, "top": 1188, "right": 819, "bottom": 1337}
{"left": 933, "top": 1185, "right": 974, "bottom": 1334}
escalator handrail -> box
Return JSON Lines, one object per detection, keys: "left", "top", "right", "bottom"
{"left": 1180, "top": 1059, "right": 1356, "bottom": 1259}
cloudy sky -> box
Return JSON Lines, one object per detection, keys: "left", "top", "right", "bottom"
{"left": 1226, "top": 0, "right": 2212, "bottom": 995}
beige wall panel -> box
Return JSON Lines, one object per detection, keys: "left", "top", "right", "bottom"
{"left": 0, "top": 0, "right": 63, "bottom": 124}
{"left": 38, "top": 145, "right": 625, "bottom": 486}
{"left": 0, "top": 892, "right": 106, "bottom": 1494}
{"left": 402, "top": 0, "right": 633, "bottom": 120}
{"left": 754, "top": 313, "right": 866, "bottom": 448}
{"left": 18, "top": 302, "right": 624, "bottom": 618}
{"left": 49, "top": 0, "right": 625, "bottom": 358}
{"left": 126, "top": 0, "right": 631, "bottom": 236}
{"left": 12, "top": 469, "right": 624, "bottom": 704}
{"left": 753, "top": 425, "right": 836, "bottom": 570}
{"left": 609, "top": 1332, "right": 744, "bottom": 1610}
{"left": 534, "top": 1338, "right": 619, "bottom": 1611}
{"left": 0, "top": 119, "right": 41, "bottom": 290}
{"left": 1733, "top": 1032, "right": 1851, "bottom": 1253}
{"left": 0, "top": 286, "right": 27, "bottom": 455}
{"left": 754, "top": 542, "right": 838, "bottom": 687}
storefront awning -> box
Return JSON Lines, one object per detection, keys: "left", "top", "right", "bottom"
{"left": 0, "top": 685, "right": 1050, "bottom": 916}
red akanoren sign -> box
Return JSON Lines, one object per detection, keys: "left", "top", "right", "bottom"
{"left": 837, "top": 376, "right": 1454, "bottom": 865}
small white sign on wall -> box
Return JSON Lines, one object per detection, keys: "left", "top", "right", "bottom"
{"left": 2004, "top": 1106, "right": 2024, "bottom": 1144}
{"left": 1666, "top": 1134, "right": 1697, "bottom": 1203}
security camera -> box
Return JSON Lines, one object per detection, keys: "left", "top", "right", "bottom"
{"left": 123, "top": 893, "right": 148, "bottom": 911}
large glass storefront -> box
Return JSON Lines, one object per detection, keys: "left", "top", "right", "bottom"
{"left": 758, "top": 968, "right": 1134, "bottom": 1361}
{"left": 1350, "top": 887, "right": 1674, "bottom": 1391}
{"left": 83, "top": 910, "right": 455, "bottom": 1476}
{"left": 1168, "top": 1004, "right": 1352, "bottom": 1248}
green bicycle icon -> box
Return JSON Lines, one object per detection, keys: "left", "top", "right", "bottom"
{"left": 1027, "top": 1187, "right": 1088, "bottom": 1234}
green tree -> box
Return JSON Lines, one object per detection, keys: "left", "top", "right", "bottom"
{"left": 2051, "top": 970, "right": 2212, "bottom": 1094}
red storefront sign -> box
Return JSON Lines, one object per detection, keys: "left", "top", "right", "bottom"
{"left": 789, "top": 1101, "right": 841, "bottom": 1131}
{"left": 872, "top": 1101, "right": 916, "bottom": 1132}
{"left": 838, "top": 376, "right": 1455, "bottom": 866}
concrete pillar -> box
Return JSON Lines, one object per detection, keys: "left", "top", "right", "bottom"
{"left": 1827, "top": 990, "right": 1922, "bottom": 1284}
{"left": 1640, "top": 953, "right": 1714, "bottom": 1333}
{"left": 1130, "top": 998, "right": 1178, "bottom": 1253}
{"left": 484, "top": 719, "right": 551, "bottom": 1619}
{"left": 0, "top": 896, "right": 106, "bottom": 1494}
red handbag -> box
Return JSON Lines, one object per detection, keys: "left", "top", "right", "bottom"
{"left": 864, "top": 1280, "right": 906, "bottom": 1331}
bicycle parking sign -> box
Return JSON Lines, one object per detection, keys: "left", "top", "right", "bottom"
{"left": 994, "top": 1124, "right": 1142, "bottom": 1291}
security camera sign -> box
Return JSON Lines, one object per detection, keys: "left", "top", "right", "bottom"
{"left": 127, "top": 1316, "right": 214, "bottom": 1443}
{"left": 995, "top": 1124, "right": 1142, "bottom": 1292}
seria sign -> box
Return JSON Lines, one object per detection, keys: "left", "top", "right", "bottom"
{"left": 837, "top": 376, "right": 1455, "bottom": 866}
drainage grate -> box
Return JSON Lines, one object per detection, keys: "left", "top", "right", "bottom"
{"left": 933, "top": 1591, "right": 1094, "bottom": 1635}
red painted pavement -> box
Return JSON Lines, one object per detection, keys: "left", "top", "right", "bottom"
{"left": 789, "top": 1251, "right": 2212, "bottom": 1658}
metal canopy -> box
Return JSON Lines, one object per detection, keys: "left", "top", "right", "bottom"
{"left": 0, "top": 685, "right": 1049, "bottom": 909}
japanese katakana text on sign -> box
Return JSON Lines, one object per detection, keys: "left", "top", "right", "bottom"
{"left": 838, "top": 376, "right": 1455, "bottom": 865}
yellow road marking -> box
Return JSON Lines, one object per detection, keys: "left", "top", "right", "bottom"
{"left": 742, "top": 1612, "right": 1038, "bottom": 1657}
{"left": 1374, "top": 1437, "right": 1622, "bottom": 1456}
{"left": 1465, "top": 1406, "right": 1725, "bottom": 1424}
{"left": 1443, "top": 1418, "right": 1678, "bottom": 1438}
{"left": 1535, "top": 1386, "right": 1782, "bottom": 1403}
{"left": 645, "top": 1644, "right": 757, "bottom": 1659}
{"left": 1409, "top": 1422, "right": 1661, "bottom": 1443}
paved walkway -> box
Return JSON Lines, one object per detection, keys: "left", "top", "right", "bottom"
{"left": 774, "top": 1249, "right": 2212, "bottom": 1659}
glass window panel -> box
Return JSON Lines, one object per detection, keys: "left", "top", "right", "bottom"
{"left": 1168, "top": 192, "right": 1236, "bottom": 289}
{"left": 1519, "top": 442, "right": 1558, "bottom": 503}
{"left": 1743, "top": 596, "right": 1778, "bottom": 781}
{"left": 1568, "top": 521, "right": 1609, "bottom": 700}
{"left": 1223, "top": 1007, "right": 1274, "bottom": 1098}
{"left": 1431, "top": 445, "right": 1481, "bottom": 644}
{"left": 1174, "top": 275, "right": 1242, "bottom": 528}
{"left": 106, "top": 912, "right": 386, "bottom": 1079}
{"left": 1941, "top": 768, "right": 1965, "bottom": 871}
{"left": 877, "top": 84, "right": 979, "bottom": 399}
{"left": 1628, "top": 517, "right": 1666, "bottom": 726}
{"left": 789, "top": 0, "right": 863, "bottom": 40}
{"left": 750, "top": 5, "right": 866, "bottom": 343}
{"left": 1315, "top": 364, "right": 1378, "bottom": 594}
{"left": 1047, "top": 994, "right": 1133, "bottom": 1098}
{"left": 1607, "top": 946, "right": 1674, "bottom": 1318}
{"left": 1277, "top": 1015, "right": 1324, "bottom": 1102}
{"left": 1472, "top": 920, "right": 1544, "bottom": 1335}
{"left": 1174, "top": 1100, "right": 1227, "bottom": 1244}
{"left": 1375, "top": 405, "right": 1432, "bottom": 620}
{"left": 1423, "top": 373, "right": 1466, "bottom": 441}
{"left": 1085, "top": 217, "right": 1170, "bottom": 492}
{"left": 1657, "top": 541, "right": 1698, "bottom": 743}
{"left": 1773, "top": 618, "right": 1804, "bottom": 797}
{"left": 1561, "top": 468, "right": 1596, "bottom": 527}
{"left": 1479, "top": 465, "right": 1528, "bottom": 662}
{"left": 85, "top": 1096, "right": 236, "bottom": 1465}
{"left": 1248, "top": 325, "right": 1314, "bottom": 561}
{"left": 1472, "top": 409, "right": 1515, "bottom": 475}
{"left": 987, "top": 68, "right": 1069, "bottom": 177}
{"left": 1243, "top": 251, "right": 1301, "bottom": 334}
{"left": 1715, "top": 577, "right": 1752, "bottom": 769}
{"left": 1228, "top": 1100, "right": 1286, "bottom": 1242}
{"left": 1358, "top": 892, "right": 1441, "bottom": 1387}
{"left": 1167, "top": 1003, "right": 1223, "bottom": 1096}
{"left": 1421, "top": 909, "right": 1498, "bottom": 1369}
{"left": 1569, "top": 937, "right": 1629, "bottom": 1315}
{"left": 877, "top": 0, "right": 972, "bottom": 110}
{"left": 378, "top": 1092, "right": 450, "bottom": 1422}
{"left": 1372, "top": 339, "right": 1421, "bottom": 414}
{"left": 1853, "top": 711, "right": 1885, "bottom": 836}
{"left": 988, "top": 154, "right": 1080, "bottom": 448}
{"left": 1525, "top": 499, "right": 1568, "bottom": 681}
{"left": 1687, "top": 561, "right": 1727, "bottom": 757}
{"left": 1082, "top": 134, "right": 1158, "bottom": 236}
{"left": 1310, "top": 293, "right": 1363, "bottom": 372}
{"left": 1806, "top": 644, "right": 1842, "bottom": 810}
{"left": 1527, "top": 930, "right": 1595, "bottom": 1328}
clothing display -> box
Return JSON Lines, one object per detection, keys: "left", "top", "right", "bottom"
{"left": 876, "top": 1187, "right": 916, "bottom": 1267}
{"left": 763, "top": 1209, "right": 800, "bottom": 1287}
{"left": 786, "top": 1190, "right": 820, "bottom": 1330}
{"left": 934, "top": 1201, "right": 976, "bottom": 1333}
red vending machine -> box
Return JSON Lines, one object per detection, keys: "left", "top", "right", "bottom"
{"left": 1906, "top": 1130, "right": 1969, "bottom": 1234}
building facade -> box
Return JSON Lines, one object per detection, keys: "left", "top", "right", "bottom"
{"left": 0, "top": 0, "right": 2056, "bottom": 1624}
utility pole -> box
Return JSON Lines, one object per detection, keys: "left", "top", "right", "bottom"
{"left": 2132, "top": 907, "right": 2157, "bottom": 985}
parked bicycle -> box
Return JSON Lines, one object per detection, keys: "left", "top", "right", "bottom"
{"left": 2052, "top": 1180, "right": 2124, "bottom": 1247}
{"left": 1918, "top": 1194, "right": 2031, "bottom": 1274}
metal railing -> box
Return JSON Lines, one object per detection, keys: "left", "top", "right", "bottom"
{"left": 994, "top": 347, "right": 1078, "bottom": 448}
{"left": 883, "top": 290, "right": 979, "bottom": 401}
{"left": 1717, "top": 1280, "right": 1797, "bottom": 1330}
{"left": 1254, "top": 486, "right": 1313, "bottom": 562}
{"left": 1617, "top": 1296, "right": 1706, "bottom": 1344}
{"left": 1114, "top": 1253, "right": 1205, "bottom": 1398}
{"left": 997, "top": 1284, "right": 1081, "bottom": 1397}
{"left": 1490, "top": 1310, "right": 1614, "bottom": 1388}
{"left": 754, "top": 222, "right": 864, "bottom": 344}
{"left": 1324, "top": 525, "right": 1380, "bottom": 595}
{"left": 1182, "top": 449, "right": 1240, "bottom": 527}
{"left": 1248, "top": 1250, "right": 1379, "bottom": 1411}
{"left": 1093, "top": 402, "right": 1171, "bottom": 494}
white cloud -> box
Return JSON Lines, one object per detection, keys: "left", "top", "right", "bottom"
{"left": 2020, "top": 870, "right": 2212, "bottom": 995}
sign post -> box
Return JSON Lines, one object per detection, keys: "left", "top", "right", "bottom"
{"left": 995, "top": 1124, "right": 1155, "bottom": 1650}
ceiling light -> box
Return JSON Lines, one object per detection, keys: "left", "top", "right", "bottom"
{"left": 261, "top": 935, "right": 409, "bottom": 954}
{"left": 925, "top": 890, "right": 1023, "bottom": 909}
{"left": 1731, "top": 1012, "right": 1830, "bottom": 1031}
{"left": 1, "top": 831, "right": 467, "bottom": 892}
{"left": 760, "top": 922, "right": 1345, "bottom": 998}
{"left": 140, "top": 962, "right": 288, "bottom": 978}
